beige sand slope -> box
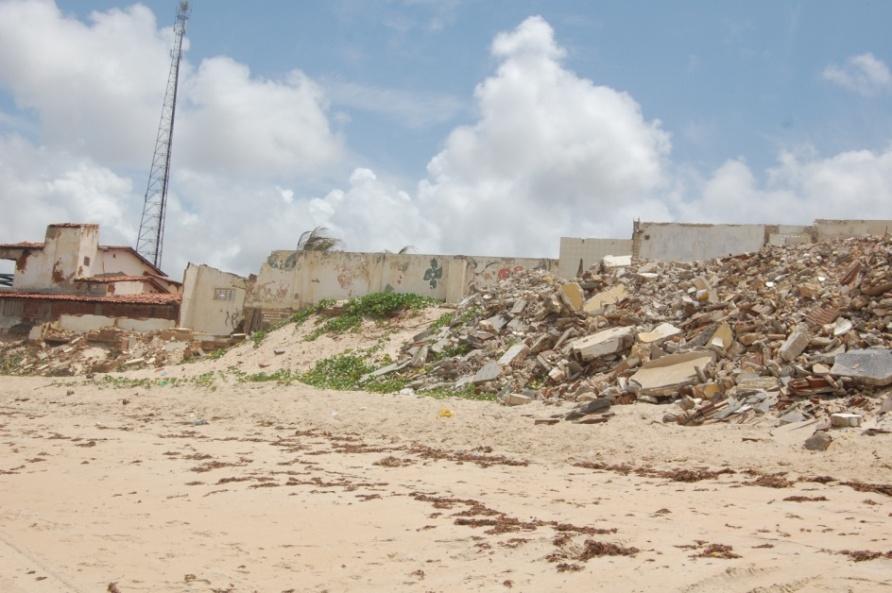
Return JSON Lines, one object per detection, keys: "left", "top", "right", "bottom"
{"left": 1, "top": 375, "right": 890, "bottom": 593}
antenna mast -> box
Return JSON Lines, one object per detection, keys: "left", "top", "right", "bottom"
{"left": 136, "top": 1, "right": 190, "bottom": 270}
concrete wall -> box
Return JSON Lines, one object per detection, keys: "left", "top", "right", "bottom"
{"left": 178, "top": 263, "right": 249, "bottom": 336}
{"left": 11, "top": 224, "right": 100, "bottom": 290}
{"left": 246, "top": 250, "right": 558, "bottom": 315}
{"left": 814, "top": 219, "right": 892, "bottom": 240}
{"left": 634, "top": 221, "right": 767, "bottom": 262}
{"left": 0, "top": 296, "right": 179, "bottom": 336}
{"left": 558, "top": 237, "right": 633, "bottom": 278}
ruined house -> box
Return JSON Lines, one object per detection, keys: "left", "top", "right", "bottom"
{"left": 0, "top": 223, "right": 181, "bottom": 335}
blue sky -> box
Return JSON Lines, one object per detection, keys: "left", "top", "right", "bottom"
{"left": 1, "top": 1, "right": 891, "bottom": 273}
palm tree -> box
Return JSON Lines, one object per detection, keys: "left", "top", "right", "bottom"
{"left": 297, "top": 226, "right": 341, "bottom": 252}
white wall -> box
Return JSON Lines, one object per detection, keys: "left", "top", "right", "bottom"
{"left": 246, "top": 251, "right": 558, "bottom": 311}
{"left": 558, "top": 237, "right": 633, "bottom": 278}
{"left": 635, "top": 222, "right": 766, "bottom": 262}
{"left": 179, "top": 263, "right": 248, "bottom": 336}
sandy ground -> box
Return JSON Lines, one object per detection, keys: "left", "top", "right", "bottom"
{"left": 1, "top": 369, "right": 890, "bottom": 593}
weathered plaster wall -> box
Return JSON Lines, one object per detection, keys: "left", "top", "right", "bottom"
{"left": 11, "top": 224, "right": 100, "bottom": 291}
{"left": 634, "top": 222, "right": 767, "bottom": 262}
{"left": 246, "top": 251, "right": 558, "bottom": 314}
{"left": 814, "top": 219, "right": 892, "bottom": 240}
{"left": 178, "top": 263, "right": 249, "bottom": 336}
{"left": 558, "top": 237, "right": 633, "bottom": 278}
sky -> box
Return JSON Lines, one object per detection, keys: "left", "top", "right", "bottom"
{"left": 1, "top": 0, "right": 891, "bottom": 276}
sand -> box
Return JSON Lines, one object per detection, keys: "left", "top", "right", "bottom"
{"left": 1, "top": 366, "right": 890, "bottom": 593}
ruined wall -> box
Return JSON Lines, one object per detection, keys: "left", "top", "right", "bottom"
{"left": 557, "top": 237, "right": 633, "bottom": 278}
{"left": 634, "top": 222, "right": 767, "bottom": 262}
{"left": 814, "top": 219, "right": 892, "bottom": 240}
{"left": 245, "top": 250, "right": 558, "bottom": 317}
{"left": 178, "top": 263, "right": 249, "bottom": 336}
{"left": 0, "top": 296, "right": 179, "bottom": 335}
{"left": 55, "top": 313, "right": 174, "bottom": 333}
{"left": 11, "top": 224, "right": 100, "bottom": 291}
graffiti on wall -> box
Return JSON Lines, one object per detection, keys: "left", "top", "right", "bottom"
{"left": 423, "top": 258, "right": 443, "bottom": 289}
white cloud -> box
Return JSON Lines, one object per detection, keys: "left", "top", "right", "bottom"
{"left": 415, "top": 15, "right": 672, "bottom": 255}
{"left": 1, "top": 5, "right": 891, "bottom": 280}
{"left": 676, "top": 147, "right": 892, "bottom": 224}
{"left": 822, "top": 52, "right": 892, "bottom": 96}
{"left": 324, "top": 80, "right": 464, "bottom": 128}
{"left": 0, "top": 0, "right": 342, "bottom": 175}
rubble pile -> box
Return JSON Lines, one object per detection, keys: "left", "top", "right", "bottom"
{"left": 0, "top": 327, "right": 237, "bottom": 376}
{"left": 394, "top": 237, "right": 892, "bottom": 427}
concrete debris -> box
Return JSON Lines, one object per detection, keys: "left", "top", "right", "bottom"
{"left": 379, "top": 235, "right": 891, "bottom": 428}
{"left": 830, "top": 349, "right": 892, "bottom": 386}
{"left": 502, "top": 392, "right": 533, "bottom": 406}
{"left": 830, "top": 412, "right": 862, "bottom": 428}
{"left": 804, "top": 430, "right": 833, "bottom": 451}
{"left": 0, "top": 325, "right": 238, "bottom": 376}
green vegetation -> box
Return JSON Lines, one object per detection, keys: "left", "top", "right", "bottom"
{"left": 300, "top": 353, "right": 374, "bottom": 390}
{"left": 97, "top": 371, "right": 221, "bottom": 391}
{"left": 430, "top": 311, "right": 454, "bottom": 330}
{"left": 250, "top": 329, "right": 267, "bottom": 348}
{"left": 457, "top": 305, "right": 483, "bottom": 325}
{"left": 306, "top": 292, "right": 437, "bottom": 341}
{"left": 0, "top": 353, "right": 24, "bottom": 375}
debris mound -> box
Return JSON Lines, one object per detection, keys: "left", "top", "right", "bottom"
{"left": 389, "top": 236, "right": 892, "bottom": 426}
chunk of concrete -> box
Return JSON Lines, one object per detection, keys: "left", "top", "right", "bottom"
{"left": 583, "top": 284, "right": 628, "bottom": 315}
{"left": 560, "top": 282, "right": 585, "bottom": 312}
{"left": 569, "top": 326, "right": 635, "bottom": 361}
{"left": 473, "top": 361, "right": 502, "bottom": 384}
{"left": 498, "top": 342, "right": 529, "bottom": 367}
{"left": 602, "top": 255, "right": 632, "bottom": 269}
{"left": 779, "top": 326, "right": 811, "bottom": 362}
{"left": 804, "top": 430, "right": 832, "bottom": 451}
{"left": 637, "top": 322, "right": 681, "bottom": 344}
{"left": 832, "top": 317, "right": 853, "bottom": 337}
{"left": 629, "top": 350, "right": 715, "bottom": 397}
{"left": 830, "top": 412, "right": 862, "bottom": 428}
{"left": 502, "top": 393, "right": 533, "bottom": 406}
{"left": 831, "top": 348, "right": 892, "bottom": 386}
{"left": 709, "top": 322, "right": 733, "bottom": 351}
{"left": 479, "top": 314, "right": 507, "bottom": 333}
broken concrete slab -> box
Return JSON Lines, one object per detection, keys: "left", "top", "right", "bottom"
{"left": 629, "top": 350, "right": 715, "bottom": 397}
{"left": 472, "top": 361, "right": 502, "bottom": 384}
{"left": 502, "top": 393, "right": 533, "bottom": 406}
{"left": 569, "top": 326, "right": 635, "bottom": 361}
{"left": 498, "top": 342, "right": 529, "bottom": 367}
{"left": 637, "top": 322, "right": 681, "bottom": 344}
{"left": 583, "top": 284, "right": 628, "bottom": 315}
{"left": 779, "top": 325, "right": 811, "bottom": 362}
{"left": 709, "top": 322, "right": 733, "bottom": 351}
{"left": 830, "top": 348, "right": 892, "bottom": 386}
{"left": 560, "top": 282, "right": 585, "bottom": 312}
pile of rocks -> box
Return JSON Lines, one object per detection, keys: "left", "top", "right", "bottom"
{"left": 0, "top": 327, "right": 237, "bottom": 376}
{"left": 391, "top": 236, "right": 892, "bottom": 429}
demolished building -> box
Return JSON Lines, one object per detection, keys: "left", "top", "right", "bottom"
{"left": 0, "top": 223, "right": 181, "bottom": 335}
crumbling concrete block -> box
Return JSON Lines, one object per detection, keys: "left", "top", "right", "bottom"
{"left": 583, "top": 284, "right": 628, "bottom": 315}
{"left": 559, "top": 282, "right": 585, "bottom": 312}
{"left": 629, "top": 350, "right": 715, "bottom": 397}
{"left": 637, "top": 322, "right": 680, "bottom": 344}
{"left": 779, "top": 325, "right": 811, "bottom": 362}
{"left": 569, "top": 326, "right": 635, "bottom": 361}
{"left": 502, "top": 393, "right": 533, "bottom": 406}
{"left": 498, "top": 342, "right": 529, "bottom": 367}
{"left": 473, "top": 361, "right": 502, "bottom": 384}
{"left": 830, "top": 349, "right": 892, "bottom": 386}
{"left": 830, "top": 412, "right": 862, "bottom": 428}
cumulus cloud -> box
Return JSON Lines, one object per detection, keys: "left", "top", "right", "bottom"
{"left": 416, "top": 15, "right": 672, "bottom": 256}
{"left": 822, "top": 52, "right": 892, "bottom": 96}
{"left": 676, "top": 147, "right": 892, "bottom": 224}
{"left": 323, "top": 80, "right": 464, "bottom": 129}
{"left": 0, "top": 0, "right": 343, "bottom": 174}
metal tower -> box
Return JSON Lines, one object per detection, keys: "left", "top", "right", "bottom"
{"left": 136, "top": 0, "right": 190, "bottom": 270}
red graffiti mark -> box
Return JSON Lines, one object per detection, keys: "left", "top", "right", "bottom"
{"left": 497, "top": 268, "right": 511, "bottom": 280}
{"left": 337, "top": 271, "right": 353, "bottom": 290}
